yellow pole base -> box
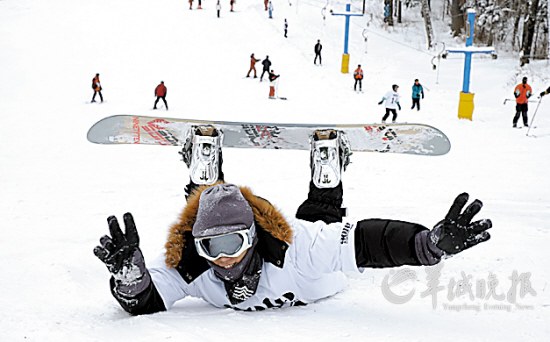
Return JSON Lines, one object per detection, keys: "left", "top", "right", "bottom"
{"left": 458, "top": 92, "right": 475, "bottom": 120}
{"left": 341, "top": 53, "right": 350, "bottom": 74}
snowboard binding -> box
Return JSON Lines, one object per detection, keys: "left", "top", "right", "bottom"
{"left": 180, "top": 125, "right": 223, "bottom": 185}
{"left": 310, "top": 129, "right": 352, "bottom": 189}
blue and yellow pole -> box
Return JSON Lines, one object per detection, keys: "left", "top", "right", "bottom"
{"left": 445, "top": 9, "right": 495, "bottom": 120}
{"left": 331, "top": 3, "right": 363, "bottom": 74}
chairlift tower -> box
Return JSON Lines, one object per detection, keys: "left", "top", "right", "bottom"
{"left": 444, "top": 9, "right": 496, "bottom": 120}
{"left": 331, "top": 3, "right": 363, "bottom": 73}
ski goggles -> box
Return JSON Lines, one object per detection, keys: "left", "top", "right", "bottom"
{"left": 194, "top": 223, "right": 256, "bottom": 261}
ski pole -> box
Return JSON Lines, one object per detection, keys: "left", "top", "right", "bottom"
{"left": 503, "top": 98, "right": 539, "bottom": 105}
{"left": 526, "top": 97, "right": 542, "bottom": 136}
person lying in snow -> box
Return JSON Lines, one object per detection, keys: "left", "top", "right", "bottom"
{"left": 94, "top": 126, "right": 493, "bottom": 314}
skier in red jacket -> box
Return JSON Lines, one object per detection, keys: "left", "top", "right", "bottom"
{"left": 154, "top": 81, "right": 168, "bottom": 110}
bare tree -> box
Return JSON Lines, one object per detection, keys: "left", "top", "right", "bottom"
{"left": 512, "top": 0, "right": 524, "bottom": 50}
{"left": 384, "top": 0, "right": 394, "bottom": 26}
{"left": 521, "top": 0, "right": 540, "bottom": 65}
{"left": 450, "top": 0, "right": 465, "bottom": 36}
{"left": 397, "top": 0, "right": 402, "bottom": 23}
{"left": 421, "top": 0, "right": 435, "bottom": 48}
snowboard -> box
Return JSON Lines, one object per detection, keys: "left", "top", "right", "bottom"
{"left": 87, "top": 115, "right": 451, "bottom": 156}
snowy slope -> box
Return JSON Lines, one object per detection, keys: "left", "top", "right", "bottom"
{"left": 0, "top": 0, "right": 549, "bottom": 341}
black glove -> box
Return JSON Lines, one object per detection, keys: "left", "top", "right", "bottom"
{"left": 94, "top": 213, "right": 151, "bottom": 298}
{"left": 397, "top": 103, "right": 401, "bottom": 110}
{"left": 430, "top": 193, "right": 492, "bottom": 255}
{"left": 540, "top": 91, "right": 545, "bottom": 97}
{"left": 422, "top": 93, "right": 424, "bottom": 99}
{"left": 378, "top": 100, "right": 383, "bottom": 105}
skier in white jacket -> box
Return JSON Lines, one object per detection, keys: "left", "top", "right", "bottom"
{"left": 94, "top": 126, "right": 493, "bottom": 314}
{"left": 379, "top": 84, "right": 401, "bottom": 123}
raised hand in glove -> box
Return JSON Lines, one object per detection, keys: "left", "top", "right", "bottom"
{"left": 378, "top": 100, "right": 384, "bottom": 105}
{"left": 431, "top": 193, "right": 492, "bottom": 255}
{"left": 94, "top": 213, "right": 151, "bottom": 298}
{"left": 415, "top": 193, "right": 492, "bottom": 265}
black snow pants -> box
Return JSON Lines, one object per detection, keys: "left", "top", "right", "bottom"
{"left": 154, "top": 96, "right": 168, "bottom": 109}
{"left": 382, "top": 108, "right": 397, "bottom": 122}
{"left": 513, "top": 103, "right": 529, "bottom": 126}
{"left": 411, "top": 98, "right": 420, "bottom": 110}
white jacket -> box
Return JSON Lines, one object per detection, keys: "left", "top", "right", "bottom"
{"left": 382, "top": 90, "right": 400, "bottom": 109}
{"left": 148, "top": 218, "right": 359, "bottom": 311}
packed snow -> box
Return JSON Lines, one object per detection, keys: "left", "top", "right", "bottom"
{"left": 1, "top": 0, "right": 549, "bottom": 341}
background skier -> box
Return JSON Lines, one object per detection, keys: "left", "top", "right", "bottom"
{"left": 268, "top": 69, "right": 280, "bottom": 99}
{"left": 153, "top": 81, "right": 168, "bottom": 110}
{"left": 314, "top": 39, "right": 322, "bottom": 65}
{"left": 268, "top": 1, "right": 273, "bottom": 18}
{"left": 260, "top": 56, "right": 271, "bottom": 81}
{"left": 91, "top": 73, "right": 103, "bottom": 103}
{"left": 513, "top": 76, "right": 532, "bottom": 128}
{"left": 411, "top": 79, "right": 424, "bottom": 110}
{"left": 379, "top": 84, "right": 401, "bottom": 123}
{"left": 246, "top": 53, "right": 260, "bottom": 78}
{"left": 353, "top": 65, "right": 363, "bottom": 92}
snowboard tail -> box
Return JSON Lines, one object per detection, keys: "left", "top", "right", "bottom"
{"left": 87, "top": 115, "right": 451, "bottom": 156}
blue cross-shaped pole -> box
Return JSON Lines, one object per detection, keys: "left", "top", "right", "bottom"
{"left": 331, "top": 3, "right": 363, "bottom": 73}
{"left": 444, "top": 9, "right": 495, "bottom": 120}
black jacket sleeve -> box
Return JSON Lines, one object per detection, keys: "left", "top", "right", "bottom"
{"left": 110, "top": 277, "right": 166, "bottom": 315}
{"left": 354, "top": 219, "right": 428, "bottom": 268}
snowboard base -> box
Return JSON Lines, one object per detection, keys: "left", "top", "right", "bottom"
{"left": 87, "top": 115, "right": 451, "bottom": 156}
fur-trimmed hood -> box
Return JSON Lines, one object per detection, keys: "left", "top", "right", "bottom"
{"left": 165, "top": 183, "right": 293, "bottom": 269}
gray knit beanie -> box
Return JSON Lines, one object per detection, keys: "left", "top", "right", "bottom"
{"left": 192, "top": 184, "right": 255, "bottom": 238}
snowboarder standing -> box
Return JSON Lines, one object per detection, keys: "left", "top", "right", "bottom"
{"left": 411, "top": 79, "right": 424, "bottom": 111}
{"left": 268, "top": 69, "right": 280, "bottom": 99}
{"left": 260, "top": 56, "right": 271, "bottom": 82}
{"left": 314, "top": 39, "right": 322, "bottom": 65}
{"left": 353, "top": 65, "right": 363, "bottom": 92}
{"left": 153, "top": 81, "right": 168, "bottom": 110}
{"left": 264, "top": 0, "right": 268, "bottom": 10}
{"left": 216, "top": 0, "right": 221, "bottom": 17}
{"left": 246, "top": 53, "right": 261, "bottom": 78}
{"left": 379, "top": 84, "right": 401, "bottom": 123}
{"left": 513, "top": 76, "right": 532, "bottom": 128}
{"left": 230, "top": 0, "right": 235, "bottom": 12}
{"left": 91, "top": 73, "right": 103, "bottom": 103}
{"left": 284, "top": 19, "right": 288, "bottom": 38}
{"left": 94, "top": 122, "right": 493, "bottom": 314}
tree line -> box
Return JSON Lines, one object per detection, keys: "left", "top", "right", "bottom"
{"left": 385, "top": 0, "right": 548, "bottom": 64}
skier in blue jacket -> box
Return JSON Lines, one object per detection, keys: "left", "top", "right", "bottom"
{"left": 411, "top": 79, "right": 424, "bottom": 111}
